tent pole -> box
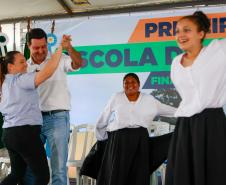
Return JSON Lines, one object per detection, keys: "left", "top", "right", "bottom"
{"left": 13, "top": 22, "right": 16, "bottom": 50}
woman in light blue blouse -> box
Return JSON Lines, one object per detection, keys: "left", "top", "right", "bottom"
{"left": 0, "top": 36, "right": 67, "bottom": 185}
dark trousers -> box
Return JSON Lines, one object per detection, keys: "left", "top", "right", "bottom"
{"left": 0, "top": 125, "right": 49, "bottom": 185}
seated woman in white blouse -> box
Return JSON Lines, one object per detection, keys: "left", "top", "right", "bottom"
{"left": 165, "top": 11, "right": 226, "bottom": 185}
{"left": 95, "top": 73, "right": 176, "bottom": 185}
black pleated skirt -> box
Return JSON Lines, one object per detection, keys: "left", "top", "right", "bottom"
{"left": 165, "top": 108, "right": 226, "bottom": 185}
{"left": 96, "top": 127, "right": 150, "bottom": 185}
{"left": 80, "top": 128, "right": 172, "bottom": 181}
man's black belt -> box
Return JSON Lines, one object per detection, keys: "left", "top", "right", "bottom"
{"left": 41, "top": 110, "right": 66, "bottom": 116}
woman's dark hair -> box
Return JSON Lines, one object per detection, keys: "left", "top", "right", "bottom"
{"left": 123, "top": 73, "right": 140, "bottom": 85}
{"left": 0, "top": 51, "right": 20, "bottom": 87}
{"left": 180, "top": 11, "right": 210, "bottom": 42}
{"left": 26, "top": 28, "right": 47, "bottom": 45}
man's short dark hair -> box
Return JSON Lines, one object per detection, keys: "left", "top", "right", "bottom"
{"left": 26, "top": 28, "right": 47, "bottom": 45}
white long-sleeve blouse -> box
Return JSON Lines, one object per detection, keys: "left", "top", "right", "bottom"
{"left": 171, "top": 39, "right": 226, "bottom": 117}
{"left": 95, "top": 92, "right": 176, "bottom": 140}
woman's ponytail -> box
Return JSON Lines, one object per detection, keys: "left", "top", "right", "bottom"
{"left": 0, "top": 57, "right": 7, "bottom": 88}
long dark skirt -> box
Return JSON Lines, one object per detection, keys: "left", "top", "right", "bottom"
{"left": 80, "top": 130, "right": 172, "bottom": 180}
{"left": 165, "top": 108, "right": 226, "bottom": 185}
{"left": 96, "top": 127, "right": 150, "bottom": 185}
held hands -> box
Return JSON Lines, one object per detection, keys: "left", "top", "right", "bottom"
{"left": 60, "top": 34, "right": 82, "bottom": 69}
{"left": 61, "top": 34, "right": 73, "bottom": 51}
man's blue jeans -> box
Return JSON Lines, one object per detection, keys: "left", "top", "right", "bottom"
{"left": 24, "top": 110, "right": 70, "bottom": 185}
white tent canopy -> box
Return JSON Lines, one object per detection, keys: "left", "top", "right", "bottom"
{"left": 0, "top": 0, "right": 225, "bottom": 23}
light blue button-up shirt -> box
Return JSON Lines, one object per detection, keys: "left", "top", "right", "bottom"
{"left": 0, "top": 72, "right": 42, "bottom": 128}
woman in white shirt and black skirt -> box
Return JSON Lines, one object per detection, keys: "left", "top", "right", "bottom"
{"left": 95, "top": 73, "right": 176, "bottom": 185}
{"left": 165, "top": 11, "right": 226, "bottom": 185}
